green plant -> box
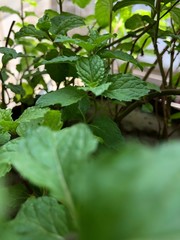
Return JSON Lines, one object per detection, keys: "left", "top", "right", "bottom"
{"left": 0, "top": 0, "right": 180, "bottom": 239}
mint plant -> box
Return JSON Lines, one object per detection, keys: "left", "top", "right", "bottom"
{"left": 0, "top": 0, "right": 180, "bottom": 239}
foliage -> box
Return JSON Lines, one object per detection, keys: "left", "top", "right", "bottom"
{"left": 0, "top": 0, "right": 180, "bottom": 239}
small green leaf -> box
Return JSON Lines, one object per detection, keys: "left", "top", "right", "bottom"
{"left": 50, "top": 12, "right": 85, "bottom": 35}
{"left": 100, "top": 50, "right": 143, "bottom": 70}
{"left": 0, "top": 109, "right": 13, "bottom": 122}
{"left": 36, "top": 87, "right": 86, "bottom": 107}
{"left": 0, "top": 6, "right": 20, "bottom": 16}
{"left": 37, "top": 13, "right": 51, "bottom": 31}
{"left": 91, "top": 116, "right": 124, "bottom": 150}
{"left": 72, "top": 0, "right": 91, "bottom": 8}
{"left": 16, "top": 107, "right": 50, "bottom": 136}
{"left": 80, "top": 83, "right": 111, "bottom": 96}
{"left": 76, "top": 55, "right": 105, "bottom": 87}
{"left": 23, "top": 0, "right": 37, "bottom": 7}
{"left": 54, "top": 35, "right": 96, "bottom": 52}
{"left": 41, "top": 56, "right": 78, "bottom": 65}
{"left": 171, "top": 112, "right": 180, "bottom": 120}
{"left": 95, "top": 0, "right": 113, "bottom": 27}
{"left": 104, "top": 74, "right": 149, "bottom": 101}
{"left": 0, "top": 47, "right": 21, "bottom": 65}
{"left": 42, "top": 110, "right": 63, "bottom": 131}
{"left": 12, "top": 196, "right": 69, "bottom": 240}
{"left": 141, "top": 103, "right": 154, "bottom": 113}
{"left": 170, "top": 7, "right": 180, "bottom": 26}
{"left": 125, "top": 14, "right": 144, "bottom": 30}
{"left": 7, "top": 84, "right": 25, "bottom": 95}
{"left": 113, "top": 0, "right": 155, "bottom": 12}
{"left": 24, "top": 11, "right": 36, "bottom": 18}
{"left": 146, "top": 82, "right": 161, "bottom": 92}
{"left": 15, "top": 24, "right": 47, "bottom": 40}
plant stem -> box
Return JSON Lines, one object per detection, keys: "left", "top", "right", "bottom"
{"left": 58, "top": 0, "right": 63, "bottom": 14}
{"left": 103, "top": 0, "right": 179, "bottom": 50}
{"left": 5, "top": 21, "right": 15, "bottom": 47}
{"left": 117, "top": 89, "right": 180, "bottom": 121}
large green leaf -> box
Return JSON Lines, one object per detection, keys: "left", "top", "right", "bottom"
{"left": 113, "top": 0, "right": 155, "bottom": 12}
{"left": 104, "top": 74, "right": 149, "bottom": 101}
{"left": 76, "top": 55, "right": 105, "bottom": 87}
{"left": 36, "top": 87, "right": 86, "bottom": 107}
{"left": 11, "top": 124, "right": 98, "bottom": 205}
{"left": 72, "top": 141, "right": 180, "bottom": 240}
{"left": 50, "top": 12, "right": 85, "bottom": 35}
{"left": 72, "top": 0, "right": 91, "bottom": 8}
{"left": 11, "top": 196, "right": 69, "bottom": 240}
{"left": 100, "top": 50, "right": 143, "bottom": 70}
{"left": 95, "top": 0, "right": 113, "bottom": 27}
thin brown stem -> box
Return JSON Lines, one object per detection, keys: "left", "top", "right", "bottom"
{"left": 117, "top": 89, "right": 180, "bottom": 121}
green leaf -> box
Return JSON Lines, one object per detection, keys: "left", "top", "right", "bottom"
{"left": 42, "top": 110, "right": 63, "bottom": 131}
{"left": 100, "top": 50, "right": 143, "bottom": 70}
{"left": 55, "top": 33, "right": 112, "bottom": 52}
{"left": 0, "top": 6, "right": 20, "bottom": 16}
{"left": 170, "top": 7, "right": 180, "bottom": 26}
{"left": 104, "top": 74, "right": 149, "bottom": 101}
{"left": 76, "top": 55, "right": 105, "bottom": 87}
{"left": 80, "top": 83, "right": 111, "bottom": 96}
{"left": 12, "top": 196, "right": 69, "bottom": 240}
{"left": 141, "top": 103, "right": 154, "bottom": 113}
{"left": 0, "top": 109, "right": 13, "bottom": 122}
{"left": 0, "top": 47, "right": 21, "bottom": 65}
{"left": 15, "top": 24, "right": 47, "bottom": 40}
{"left": 54, "top": 35, "right": 96, "bottom": 52}
{"left": 72, "top": 0, "right": 91, "bottom": 8}
{"left": 23, "top": 0, "right": 37, "bottom": 7}
{"left": 0, "top": 132, "right": 11, "bottom": 146}
{"left": 17, "top": 107, "right": 49, "bottom": 123}
{"left": 73, "top": 141, "right": 180, "bottom": 240}
{"left": 50, "top": 12, "right": 85, "bottom": 35}
{"left": 95, "top": 0, "right": 113, "bottom": 27}
{"left": 146, "top": 82, "right": 161, "bottom": 92}
{"left": 41, "top": 56, "right": 78, "bottom": 65}
{"left": 11, "top": 124, "right": 98, "bottom": 205}
{"left": 125, "top": 14, "right": 144, "bottom": 30}
{"left": 0, "top": 109, "right": 17, "bottom": 135}
{"left": 113, "top": 0, "right": 155, "bottom": 12}
{"left": 91, "top": 116, "right": 124, "bottom": 150}
{"left": 36, "top": 86, "right": 86, "bottom": 107}
{"left": 24, "top": 11, "right": 36, "bottom": 18}
{"left": 171, "top": 112, "right": 180, "bottom": 120}
{"left": 37, "top": 13, "right": 51, "bottom": 31}
{"left": 7, "top": 83, "right": 25, "bottom": 95}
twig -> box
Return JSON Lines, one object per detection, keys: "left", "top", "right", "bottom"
{"left": 5, "top": 21, "right": 15, "bottom": 47}
{"left": 117, "top": 89, "right": 180, "bottom": 121}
